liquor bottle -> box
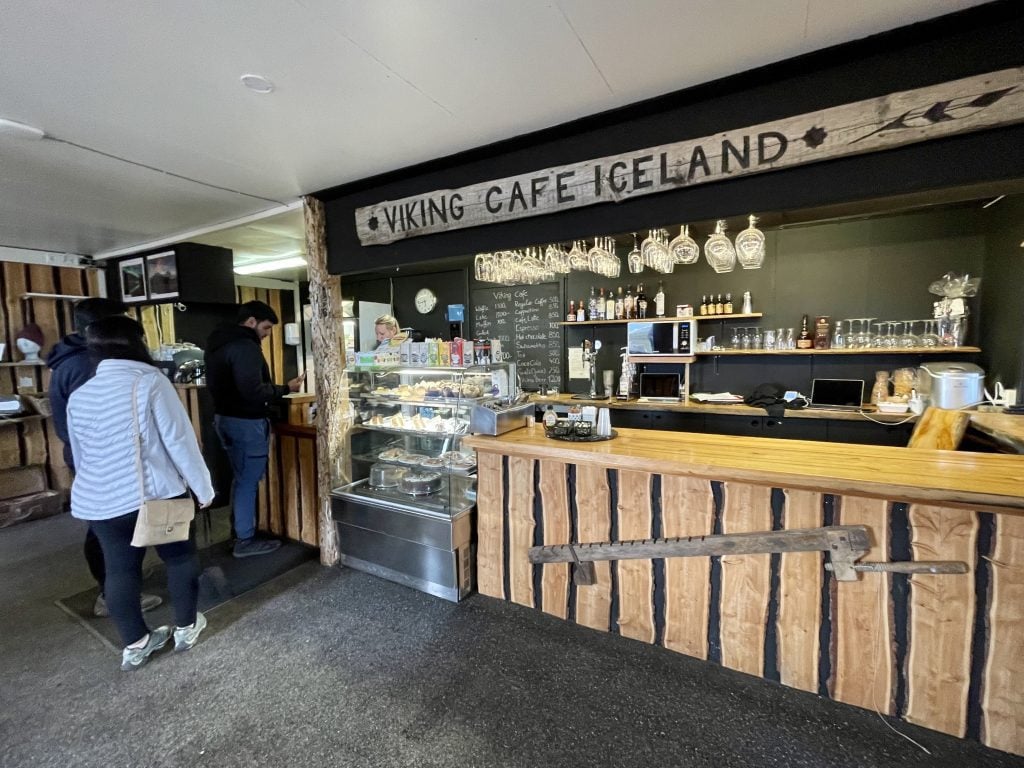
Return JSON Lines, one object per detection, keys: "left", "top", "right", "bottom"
{"left": 624, "top": 286, "right": 635, "bottom": 319}
{"left": 716, "top": 294, "right": 725, "bottom": 315}
{"left": 796, "top": 314, "right": 814, "bottom": 349}
{"left": 588, "top": 287, "right": 599, "bottom": 322}
{"left": 636, "top": 284, "right": 648, "bottom": 319}
{"left": 614, "top": 287, "right": 625, "bottom": 320}
{"left": 542, "top": 405, "right": 558, "bottom": 428}
{"left": 567, "top": 300, "right": 576, "bottom": 322}
{"left": 654, "top": 281, "right": 666, "bottom": 317}
{"left": 576, "top": 299, "right": 585, "bottom": 322}
{"left": 699, "top": 294, "right": 708, "bottom": 315}
{"left": 605, "top": 288, "right": 615, "bottom": 321}
{"left": 724, "top": 292, "right": 733, "bottom": 314}
{"left": 707, "top": 294, "right": 716, "bottom": 315}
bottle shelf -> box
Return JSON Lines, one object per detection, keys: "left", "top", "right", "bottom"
{"left": 560, "top": 313, "right": 762, "bottom": 326}
{"left": 696, "top": 346, "right": 980, "bottom": 356}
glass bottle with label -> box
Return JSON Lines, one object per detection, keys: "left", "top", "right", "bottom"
{"left": 576, "top": 299, "right": 585, "bottom": 322}
{"left": 724, "top": 292, "right": 733, "bottom": 314}
{"left": 614, "top": 287, "right": 625, "bottom": 320}
{"left": 636, "top": 284, "right": 648, "bottom": 319}
{"left": 605, "top": 289, "right": 616, "bottom": 321}
{"left": 700, "top": 295, "right": 708, "bottom": 315}
{"left": 654, "top": 282, "right": 666, "bottom": 317}
{"left": 542, "top": 405, "right": 558, "bottom": 428}
{"left": 567, "top": 300, "right": 575, "bottom": 322}
{"left": 588, "top": 287, "right": 599, "bottom": 322}
{"left": 715, "top": 294, "right": 725, "bottom": 315}
{"left": 624, "top": 286, "right": 635, "bottom": 319}
{"left": 796, "top": 315, "right": 814, "bottom": 349}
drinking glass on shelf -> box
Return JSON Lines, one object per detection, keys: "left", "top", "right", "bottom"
{"left": 859, "top": 318, "right": 876, "bottom": 348}
{"left": 741, "top": 327, "right": 752, "bottom": 350}
{"left": 871, "top": 322, "right": 886, "bottom": 349}
{"left": 784, "top": 328, "right": 795, "bottom": 350}
{"left": 775, "top": 328, "right": 785, "bottom": 350}
{"left": 899, "top": 320, "right": 920, "bottom": 349}
{"left": 730, "top": 328, "right": 741, "bottom": 350}
{"left": 752, "top": 327, "right": 763, "bottom": 350}
{"left": 831, "top": 320, "right": 845, "bottom": 349}
{"left": 920, "top": 319, "right": 941, "bottom": 347}
{"left": 763, "top": 328, "right": 776, "bottom": 350}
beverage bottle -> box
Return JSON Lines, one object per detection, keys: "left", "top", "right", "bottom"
{"left": 707, "top": 294, "right": 717, "bottom": 315}
{"left": 624, "top": 286, "right": 635, "bottom": 319}
{"left": 724, "top": 292, "right": 733, "bottom": 314}
{"left": 654, "top": 281, "right": 666, "bottom": 317}
{"left": 614, "top": 287, "right": 625, "bottom": 320}
{"left": 605, "top": 289, "right": 616, "bottom": 321}
{"left": 636, "top": 284, "right": 648, "bottom": 319}
{"left": 576, "top": 299, "right": 585, "bottom": 322}
{"left": 588, "top": 287, "right": 599, "bottom": 321}
{"left": 700, "top": 294, "right": 708, "bottom": 315}
{"left": 567, "top": 300, "right": 576, "bottom": 322}
{"left": 796, "top": 315, "right": 814, "bottom": 349}
{"left": 595, "top": 288, "right": 605, "bottom": 320}
{"left": 716, "top": 294, "right": 725, "bottom": 315}
{"left": 542, "top": 405, "right": 558, "bottom": 428}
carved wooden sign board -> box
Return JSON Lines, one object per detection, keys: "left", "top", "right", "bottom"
{"left": 355, "top": 68, "right": 1024, "bottom": 246}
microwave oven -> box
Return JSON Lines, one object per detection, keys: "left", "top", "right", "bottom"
{"left": 626, "top": 320, "right": 696, "bottom": 356}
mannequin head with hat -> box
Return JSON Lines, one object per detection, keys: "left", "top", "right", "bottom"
{"left": 15, "top": 323, "right": 44, "bottom": 362}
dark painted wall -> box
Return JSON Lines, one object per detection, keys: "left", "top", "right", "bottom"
{"left": 980, "top": 196, "right": 1024, "bottom": 391}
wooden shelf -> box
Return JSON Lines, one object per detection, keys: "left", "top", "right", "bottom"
{"left": 21, "top": 292, "right": 88, "bottom": 301}
{"left": 0, "top": 360, "right": 46, "bottom": 368}
{"left": 696, "top": 346, "right": 980, "bottom": 356}
{"left": 0, "top": 414, "right": 47, "bottom": 427}
{"left": 560, "top": 313, "right": 762, "bottom": 326}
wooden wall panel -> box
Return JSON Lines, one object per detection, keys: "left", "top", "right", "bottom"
{"left": 298, "top": 437, "right": 317, "bottom": 546}
{"left": 281, "top": 435, "right": 301, "bottom": 541}
{"left": 904, "top": 505, "right": 977, "bottom": 737}
{"left": 26, "top": 266, "right": 59, "bottom": 361}
{"left": 616, "top": 470, "right": 654, "bottom": 644}
{"left": 832, "top": 496, "right": 894, "bottom": 714}
{"left": 268, "top": 290, "right": 285, "bottom": 383}
{"left": 982, "top": 513, "right": 1024, "bottom": 755}
{"left": 267, "top": 431, "right": 283, "bottom": 537}
{"left": 661, "top": 475, "right": 714, "bottom": 659}
{"left": 719, "top": 482, "right": 773, "bottom": 676}
{"left": 508, "top": 456, "right": 536, "bottom": 608}
{"left": 476, "top": 451, "right": 505, "bottom": 599}
{"left": 575, "top": 464, "right": 611, "bottom": 632}
{"left": 538, "top": 459, "right": 569, "bottom": 620}
{"left": 778, "top": 489, "right": 823, "bottom": 693}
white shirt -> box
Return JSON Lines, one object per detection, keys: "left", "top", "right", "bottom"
{"left": 67, "top": 359, "right": 215, "bottom": 520}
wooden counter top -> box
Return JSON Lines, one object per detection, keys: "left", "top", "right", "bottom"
{"left": 463, "top": 425, "right": 1024, "bottom": 513}
{"left": 969, "top": 411, "right": 1024, "bottom": 453}
{"left": 532, "top": 393, "right": 912, "bottom": 423}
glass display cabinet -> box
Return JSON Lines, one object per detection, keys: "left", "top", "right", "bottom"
{"left": 330, "top": 363, "right": 518, "bottom": 602}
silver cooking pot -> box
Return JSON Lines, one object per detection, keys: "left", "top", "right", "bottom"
{"left": 918, "top": 362, "right": 985, "bottom": 410}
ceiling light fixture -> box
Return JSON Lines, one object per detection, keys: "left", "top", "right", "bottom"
{"left": 240, "top": 74, "right": 275, "bottom": 94}
{"left": 0, "top": 117, "right": 45, "bottom": 140}
{"left": 234, "top": 256, "right": 306, "bottom": 275}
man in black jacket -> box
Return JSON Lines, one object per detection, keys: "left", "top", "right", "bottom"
{"left": 206, "top": 300, "right": 303, "bottom": 558}
{"left": 48, "top": 297, "right": 162, "bottom": 616}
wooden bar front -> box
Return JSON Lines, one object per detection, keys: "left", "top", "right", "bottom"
{"left": 463, "top": 426, "right": 1024, "bottom": 755}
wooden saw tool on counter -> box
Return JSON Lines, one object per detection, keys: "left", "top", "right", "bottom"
{"left": 528, "top": 525, "right": 968, "bottom": 586}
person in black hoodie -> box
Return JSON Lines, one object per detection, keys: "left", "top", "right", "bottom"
{"left": 48, "top": 297, "right": 163, "bottom": 617}
{"left": 206, "top": 300, "right": 303, "bottom": 558}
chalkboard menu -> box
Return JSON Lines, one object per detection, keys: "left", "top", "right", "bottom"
{"left": 471, "top": 282, "right": 563, "bottom": 392}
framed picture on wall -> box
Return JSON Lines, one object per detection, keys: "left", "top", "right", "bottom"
{"left": 119, "top": 257, "right": 147, "bottom": 303}
{"left": 146, "top": 250, "right": 179, "bottom": 299}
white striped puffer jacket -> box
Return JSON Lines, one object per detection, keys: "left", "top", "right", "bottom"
{"left": 67, "top": 359, "right": 215, "bottom": 520}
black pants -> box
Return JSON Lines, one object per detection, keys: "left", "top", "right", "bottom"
{"left": 88, "top": 511, "right": 200, "bottom": 647}
{"left": 84, "top": 527, "right": 105, "bottom": 592}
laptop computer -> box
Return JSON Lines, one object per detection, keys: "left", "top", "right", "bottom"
{"left": 638, "top": 373, "right": 682, "bottom": 402}
{"left": 808, "top": 378, "right": 865, "bottom": 411}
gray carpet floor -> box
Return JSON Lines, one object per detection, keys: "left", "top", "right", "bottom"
{"left": 1, "top": 512, "right": 1020, "bottom": 768}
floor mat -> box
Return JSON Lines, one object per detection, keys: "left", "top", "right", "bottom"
{"left": 55, "top": 539, "right": 317, "bottom": 651}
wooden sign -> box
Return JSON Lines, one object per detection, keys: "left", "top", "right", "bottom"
{"left": 355, "top": 67, "right": 1024, "bottom": 246}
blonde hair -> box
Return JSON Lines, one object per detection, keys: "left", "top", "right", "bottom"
{"left": 374, "top": 314, "right": 399, "bottom": 334}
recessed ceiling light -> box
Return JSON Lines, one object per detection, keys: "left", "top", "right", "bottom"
{"left": 234, "top": 256, "right": 306, "bottom": 275}
{"left": 0, "top": 117, "right": 45, "bottom": 140}
{"left": 240, "top": 74, "right": 274, "bottom": 94}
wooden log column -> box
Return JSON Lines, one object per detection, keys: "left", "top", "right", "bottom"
{"left": 463, "top": 425, "right": 1024, "bottom": 755}
{"left": 303, "top": 195, "right": 343, "bottom": 566}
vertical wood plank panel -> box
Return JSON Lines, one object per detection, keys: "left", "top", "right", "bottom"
{"left": 617, "top": 470, "right": 654, "bottom": 644}
{"left": 832, "top": 495, "right": 894, "bottom": 714}
{"left": 298, "top": 436, "right": 318, "bottom": 546}
{"left": 904, "top": 504, "right": 977, "bottom": 736}
{"left": 26, "top": 266, "right": 59, "bottom": 360}
{"left": 661, "top": 475, "right": 714, "bottom": 659}
{"left": 281, "top": 435, "right": 301, "bottom": 540}
{"left": 575, "top": 463, "right": 612, "bottom": 632}
{"left": 778, "top": 489, "right": 823, "bottom": 693}
{"left": 85, "top": 269, "right": 102, "bottom": 297}
{"left": 719, "top": 482, "right": 773, "bottom": 676}
{"left": 508, "top": 456, "right": 535, "bottom": 608}
{"left": 267, "top": 431, "right": 282, "bottom": 536}
{"left": 982, "top": 513, "right": 1024, "bottom": 754}
{"left": 538, "top": 459, "right": 569, "bottom": 619}
{"left": 268, "top": 290, "right": 285, "bottom": 384}
{"left": 22, "top": 421, "right": 47, "bottom": 466}
{"left": 475, "top": 451, "right": 505, "bottom": 599}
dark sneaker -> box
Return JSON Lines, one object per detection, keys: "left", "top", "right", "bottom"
{"left": 94, "top": 592, "right": 163, "bottom": 617}
{"left": 233, "top": 538, "right": 282, "bottom": 559}
{"left": 173, "top": 611, "right": 207, "bottom": 652}
{"left": 120, "top": 626, "right": 171, "bottom": 671}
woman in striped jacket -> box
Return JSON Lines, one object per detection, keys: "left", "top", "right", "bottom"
{"left": 67, "top": 316, "right": 215, "bottom": 670}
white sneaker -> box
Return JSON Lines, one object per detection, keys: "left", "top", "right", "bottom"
{"left": 121, "top": 626, "right": 171, "bottom": 671}
{"left": 173, "top": 611, "right": 207, "bottom": 652}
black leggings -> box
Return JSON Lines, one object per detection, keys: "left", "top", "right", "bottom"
{"left": 84, "top": 527, "right": 105, "bottom": 591}
{"left": 88, "top": 512, "right": 200, "bottom": 647}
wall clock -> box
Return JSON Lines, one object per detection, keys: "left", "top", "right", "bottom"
{"left": 414, "top": 287, "right": 437, "bottom": 314}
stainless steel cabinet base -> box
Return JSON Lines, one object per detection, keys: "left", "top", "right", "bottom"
{"left": 331, "top": 488, "right": 475, "bottom": 603}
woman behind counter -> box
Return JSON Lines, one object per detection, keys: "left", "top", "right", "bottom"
{"left": 374, "top": 314, "right": 409, "bottom": 348}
